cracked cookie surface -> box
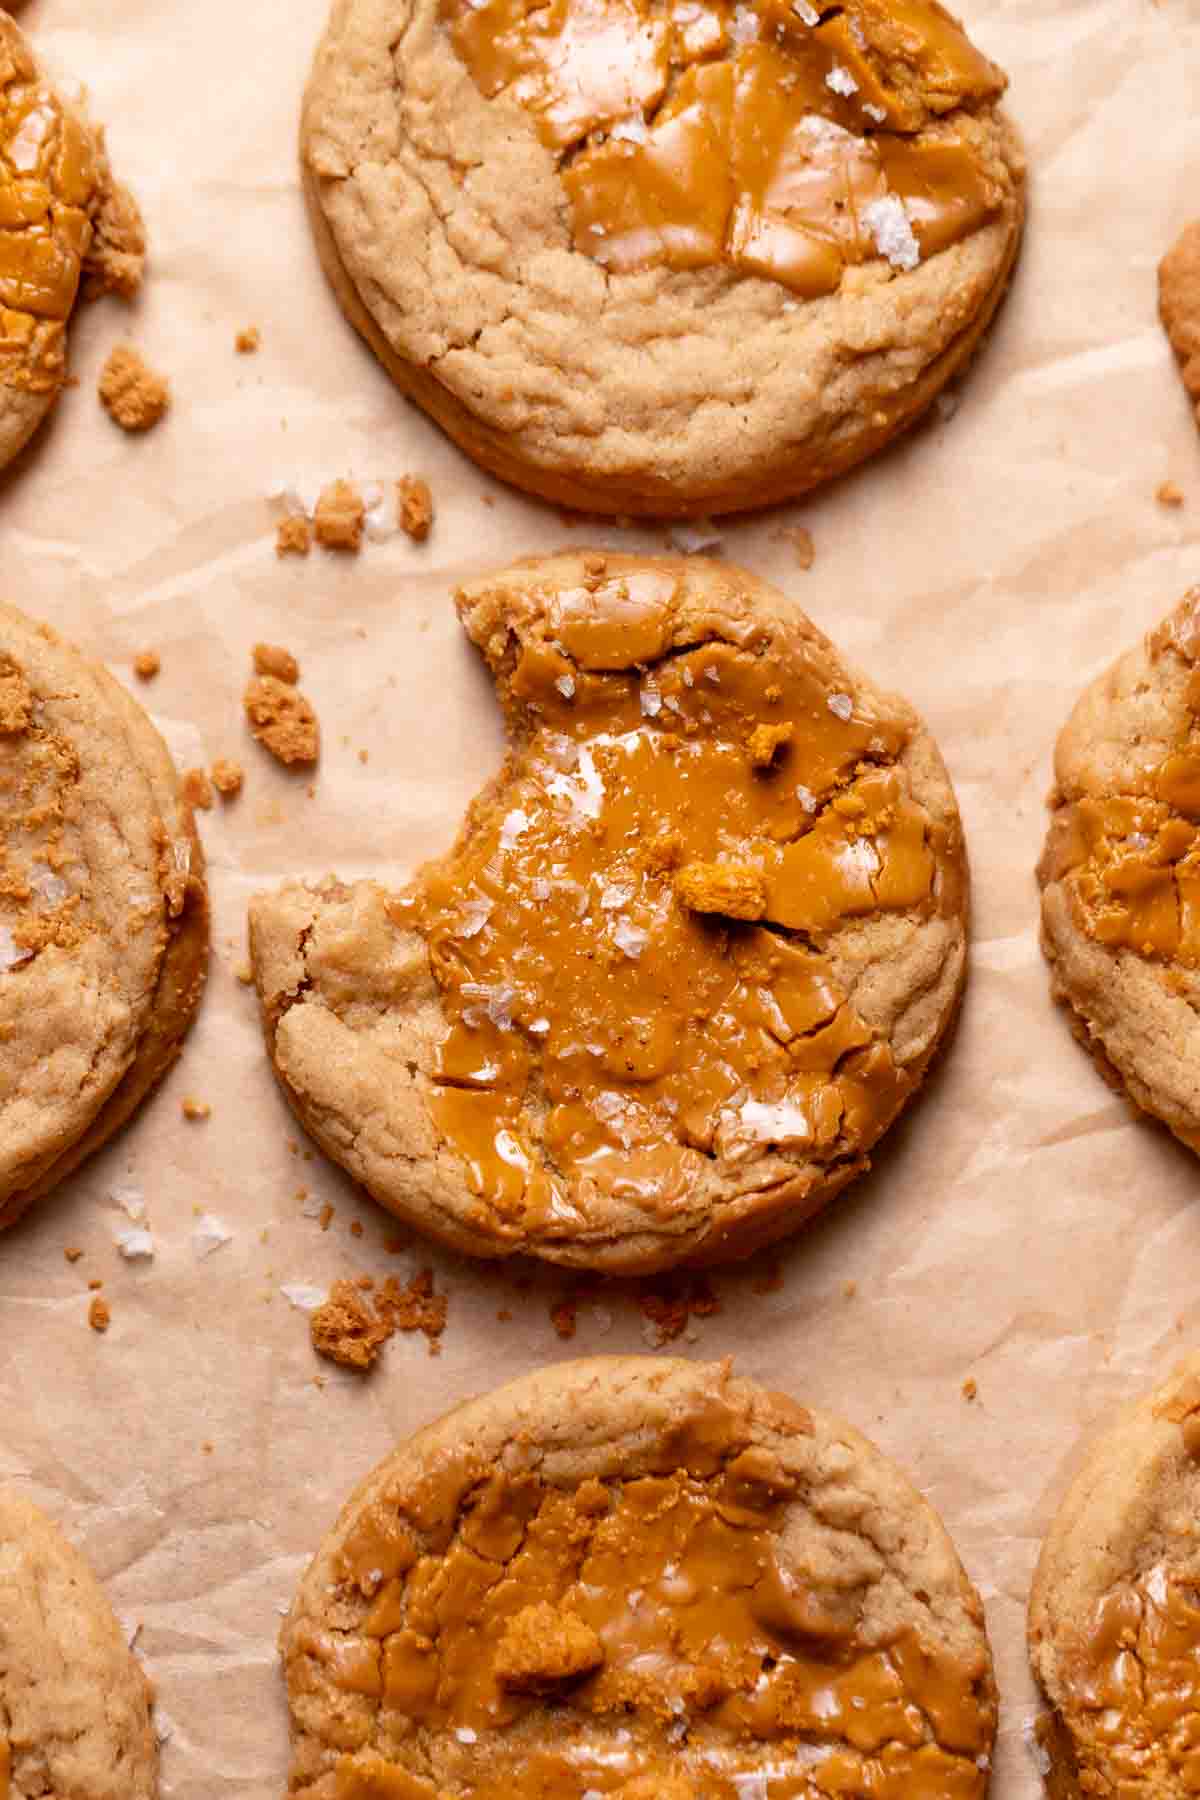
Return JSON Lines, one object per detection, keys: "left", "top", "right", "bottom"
{"left": 0, "top": 11, "right": 145, "bottom": 472}
{"left": 282, "top": 1356, "right": 997, "bottom": 1800}
{"left": 0, "top": 1490, "right": 157, "bottom": 1800}
{"left": 300, "top": 0, "right": 1024, "bottom": 516}
{"left": 1029, "top": 1354, "right": 1200, "bottom": 1799}
{"left": 249, "top": 552, "right": 966, "bottom": 1272}
{"left": 1038, "top": 589, "right": 1200, "bottom": 1155}
{"left": 0, "top": 602, "right": 208, "bottom": 1227}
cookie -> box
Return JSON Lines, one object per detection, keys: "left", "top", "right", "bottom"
{"left": 0, "top": 12, "right": 145, "bottom": 473}
{"left": 0, "top": 603, "right": 208, "bottom": 1227}
{"left": 0, "top": 1490, "right": 157, "bottom": 1800}
{"left": 1159, "top": 220, "right": 1200, "bottom": 423}
{"left": 1038, "top": 588, "right": 1200, "bottom": 1155}
{"left": 300, "top": 0, "right": 1025, "bottom": 517}
{"left": 250, "top": 552, "right": 966, "bottom": 1272}
{"left": 282, "top": 1355, "right": 997, "bottom": 1800}
{"left": 1028, "top": 1354, "right": 1200, "bottom": 1798}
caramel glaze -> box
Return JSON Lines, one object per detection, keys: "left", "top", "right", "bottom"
{"left": 292, "top": 1406, "right": 994, "bottom": 1798}
{"left": 1067, "top": 1566, "right": 1200, "bottom": 1794}
{"left": 442, "top": 0, "right": 1009, "bottom": 297}
{"left": 0, "top": 19, "right": 100, "bottom": 394}
{"left": 386, "top": 561, "right": 960, "bottom": 1234}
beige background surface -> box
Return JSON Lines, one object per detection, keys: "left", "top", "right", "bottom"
{"left": 0, "top": 0, "right": 1197, "bottom": 1792}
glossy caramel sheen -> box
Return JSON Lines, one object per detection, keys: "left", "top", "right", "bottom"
{"left": 390, "top": 563, "right": 956, "bottom": 1230}
{"left": 300, "top": 1412, "right": 993, "bottom": 1798}
{"left": 0, "top": 19, "right": 99, "bottom": 392}
{"left": 443, "top": 0, "right": 1006, "bottom": 296}
{"left": 1068, "top": 1566, "right": 1200, "bottom": 1793}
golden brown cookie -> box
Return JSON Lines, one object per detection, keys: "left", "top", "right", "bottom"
{"left": 1038, "top": 589, "right": 1200, "bottom": 1154}
{"left": 0, "top": 1490, "right": 158, "bottom": 1799}
{"left": 1029, "top": 1354, "right": 1200, "bottom": 1799}
{"left": 1159, "top": 220, "right": 1200, "bottom": 424}
{"left": 0, "top": 602, "right": 208, "bottom": 1228}
{"left": 300, "top": 0, "right": 1025, "bottom": 517}
{"left": 250, "top": 552, "right": 966, "bottom": 1272}
{"left": 282, "top": 1356, "right": 998, "bottom": 1800}
{"left": 0, "top": 11, "right": 145, "bottom": 472}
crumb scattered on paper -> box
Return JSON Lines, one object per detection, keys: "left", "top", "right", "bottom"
{"left": 182, "top": 768, "right": 213, "bottom": 811}
{"left": 181, "top": 1097, "right": 211, "bottom": 1121}
{"left": 235, "top": 326, "right": 260, "bottom": 354}
{"left": 244, "top": 675, "right": 319, "bottom": 766}
{"left": 133, "top": 650, "right": 160, "bottom": 680}
{"left": 253, "top": 643, "right": 300, "bottom": 683}
{"left": 638, "top": 1276, "right": 720, "bottom": 1346}
{"left": 309, "top": 1268, "right": 448, "bottom": 1369}
{"left": 962, "top": 1377, "right": 979, "bottom": 1402}
{"left": 1157, "top": 479, "right": 1185, "bottom": 507}
{"left": 276, "top": 516, "right": 311, "bottom": 558}
{"left": 397, "top": 475, "right": 433, "bottom": 542}
{"left": 88, "top": 1295, "right": 111, "bottom": 1333}
{"left": 64, "top": 1246, "right": 82, "bottom": 1264}
{"left": 314, "top": 479, "right": 365, "bottom": 552}
{"left": 98, "top": 346, "right": 170, "bottom": 433}
{"left": 211, "top": 757, "right": 243, "bottom": 798}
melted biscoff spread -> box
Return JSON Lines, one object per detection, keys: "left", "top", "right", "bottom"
{"left": 388, "top": 560, "right": 957, "bottom": 1228}
{"left": 0, "top": 18, "right": 100, "bottom": 392}
{"left": 442, "top": 0, "right": 1007, "bottom": 297}
{"left": 294, "top": 1408, "right": 993, "bottom": 1799}
{"left": 1046, "top": 605, "right": 1200, "bottom": 968}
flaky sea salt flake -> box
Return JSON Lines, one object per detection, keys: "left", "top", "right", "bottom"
{"left": 0, "top": 925, "right": 32, "bottom": 971}
{"left": 612, "top": 917, "right": 648, "bottom": 958}
{"left": 281, "top": 1283, "right": 327, "bottom": 1312}
{"left": 825, "top": 63, "right": 858, "bottom": 95}
{"left": 192, "top": 1214, "right": 233, "bottom": 1260}
{"left": 793, "top": 0, "right": 819, "bottom": 20}
{"left": 863, "top": 101, "right": 887, "bottom": 122}
{"left": 115, "top": 1227, "right": 155, "bottom": 1262}
{"left": 862, "top": 195, "right": 920, "bottom": 272}
{"left": 668, "top": 518, "right": 722, "bottom": 554}
{"left": 555, "top": 673, "right": 576, "bottom": 699}
{"left": 827, "top": 691, "right": 853, "bottom": 721}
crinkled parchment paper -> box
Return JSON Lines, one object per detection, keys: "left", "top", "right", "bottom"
{"left": 2, "top": 0, "right": 1199, "bottom": 1792}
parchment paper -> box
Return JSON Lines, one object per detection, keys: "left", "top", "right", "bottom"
{"left": 2, "top": 0, "right": 1199, "bottom": 1791}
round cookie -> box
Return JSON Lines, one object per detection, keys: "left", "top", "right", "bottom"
{"left": 1029, "top": 1354, "right": 1200, "bottom": 1798}
{"left": 250, "top": 551, "right": 966, "bottom": 1272}
{"left": 282, "top": 1356, "right": 998, "bottom": 1800}
{"left": 0, "top": 12, "right": 145, "bottom": 472}
{"left": 0, "top": 1490, "right": 157, "bottom": 1800}
{"left": 300, "top": 0, "right": 1025, "bottom": 518}
{"left": 1038, "top": 588, "right": 1200, "bottom": 1155}
{"left": 0, "top": 603, "right": 209, "bottom": 1228}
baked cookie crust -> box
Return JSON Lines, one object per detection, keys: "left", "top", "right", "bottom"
{"left": 250, "top": 552, "right": 966, "bottom": 1273}
{"left": 300, "top": 0, "right": 1025, "bottom": 517}
{"left": 282, "top": 1355, "right": 997, "bottom": 1799}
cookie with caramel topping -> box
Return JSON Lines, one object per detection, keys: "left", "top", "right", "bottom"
{"left": 1039, "top": 588, "right": 1200, "bottom": 1157}
{"left": 282, "top": 1356, "right": 997, "bottom": 1800}
{"left": 1029, "top": 1354, "right": 1200, "bottom": 1800}
{"left": 300, "top": 0, "right": 1023, "bottom": 516}
{"left": 249, "top": 552, "right": 966, "bottom": 1272}
{"left": 0, "top": 1489, "right": 157, "bottom": 1800}
{"left": 0, "top": 602, "right": 208, "bottom": 1228}
{"left": 0, "top": 11, "right": 145, "bottom": 473}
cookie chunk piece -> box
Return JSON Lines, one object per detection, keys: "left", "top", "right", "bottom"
{"left": 0, "top": 1491, "right": 157, "bottom": 1799}
{"left": 0, "top": 603, "right": 208, "bottom": 1228}
{"left": 1030, "top": 1354, "right": 1200, "bottom": 1797}
{"left": 250, "top": 552, "right": 966, "bottom": 1272}
{"left": 1039, "top": 588, "right": 1200, "bottom": 1154}
{"left": 282, "top": 1357, "right": 997, "bottom": 1800}
{"left": 98, "top": 346, "right": 169, "bottom": 432}
{"left": 0, "top": 14, "right": 145, "bottom": 471}
{"left": 301, "top": 0, "right": 1024, "bottom": 515}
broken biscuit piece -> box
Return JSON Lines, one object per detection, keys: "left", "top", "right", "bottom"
{"left": 747, "top": 722, "right": 794, "bottom": 768}
{"left": 494, "top": 1603, "right": 604, "bottom": 1691}
{"left": 98, "top": 345, "right": 169, "bottom": 432}
{"left": 675, "top": 859, "right": 767, "bottom": 921}
{"left": 314, "top": 479, "right": 365, "bottom": 551}
{"left": 245, "top": 675, "right": 320, "bottom": 766}
{"left": 253, "top": 643, "right": 300, "bottom": 684}
{"left": 276, "top": 515, "right": 311, "bottom": 557}
{"left": 397, "top": 475, "right": 434, "bottom": 542}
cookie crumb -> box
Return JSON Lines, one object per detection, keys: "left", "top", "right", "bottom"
{"left": 181, "top": 1097, "right": 211, "bottom": 1121}
{"left": 550, "top": 1297, "right": 578, "bottom": 1340}
{"left": 210, "top": 757, "right": 243, "bottom": 798}
{"left": 235, "top": 326, "right": 261, "bottom": 354}
{"left": 349, "top": 1219, "right": 363, "bottom": 1239}
{"left": 962, "top": 1377, "right": 978, "bottom": 1402}
{"left": 638, "top": 1276, "right": 720, "bottom": 1346}
{"left": 774, "top": 525, "right": 815, "bottom": 570}
{"left": 98, "top": 346, "right": 170, "bottom": 433}
{"left": 397, "top": 475, "right": 434, "bottom": 541}
{"left": 133, "top": 650, "right": 160, "bottom": 680}
{"left": 843, "top": 1279, "right": 857, "bottom": 1299}
{"left": 253, "top": 643, "right": 300, "bottom": 683}
{"left": 676, "top": 859, "right": 767, "bottom": 921}
{"left": 244, "top": 675, "right": 320, "bottom": 766}
{"left": 182, "top": 768, "right": 213, "bottom": 811}
{"left": 88, "top": 1295, "right": 111, "bottom": 1333}
{"left": 276, "top": 515, "right": 311, "bottom": 558}
{"left": 311, "top": 1279, "right": 391, "bottom": 1371}
{"left": 64, "top": 1246, "right": 83, "bottom": 1263}
{"left": 357, "top": 748, "right": 368, "bottom": 765}
{"left": 1158, "top": 479, "right": 1186, "bottom": 507}
{"left": 319, "top": 1203, "right": 334, "bottom": 1231}
{"left": 314, "top": 479, "right": 365, "bottom": 552}
{"left": 495, "top": 1602, "right": 603, "bottom": 1690}
{"left": 747, "top": 722, "right": 794, "bottom": 768}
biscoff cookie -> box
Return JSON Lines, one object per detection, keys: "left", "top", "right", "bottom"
{"left": 0, "top": 603, "right": 208, "bottom": 1228}
{"left": 1159, "top": 220, "right": 1200, "bottom": 423}
{"left": 1039, "top": 588, "right": 1200, "bottom": 1155}
{"left": 283, "top": 1356, "right": 997, "bottom": 1800}
{"left": 1029, "top": 1354, "right": 1200, "bottom": 1798}
{"left": 0, "top": 1490, "right": 157, "bottom": 1799}
{"left": 300, "top": 0, "right": 1024, "bottom": 517}
{"left": 250, "top": 552, "right": 966, "bottom": 1273}
{"left": 0, "top": 11, "right": 145, "bottom": 472}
